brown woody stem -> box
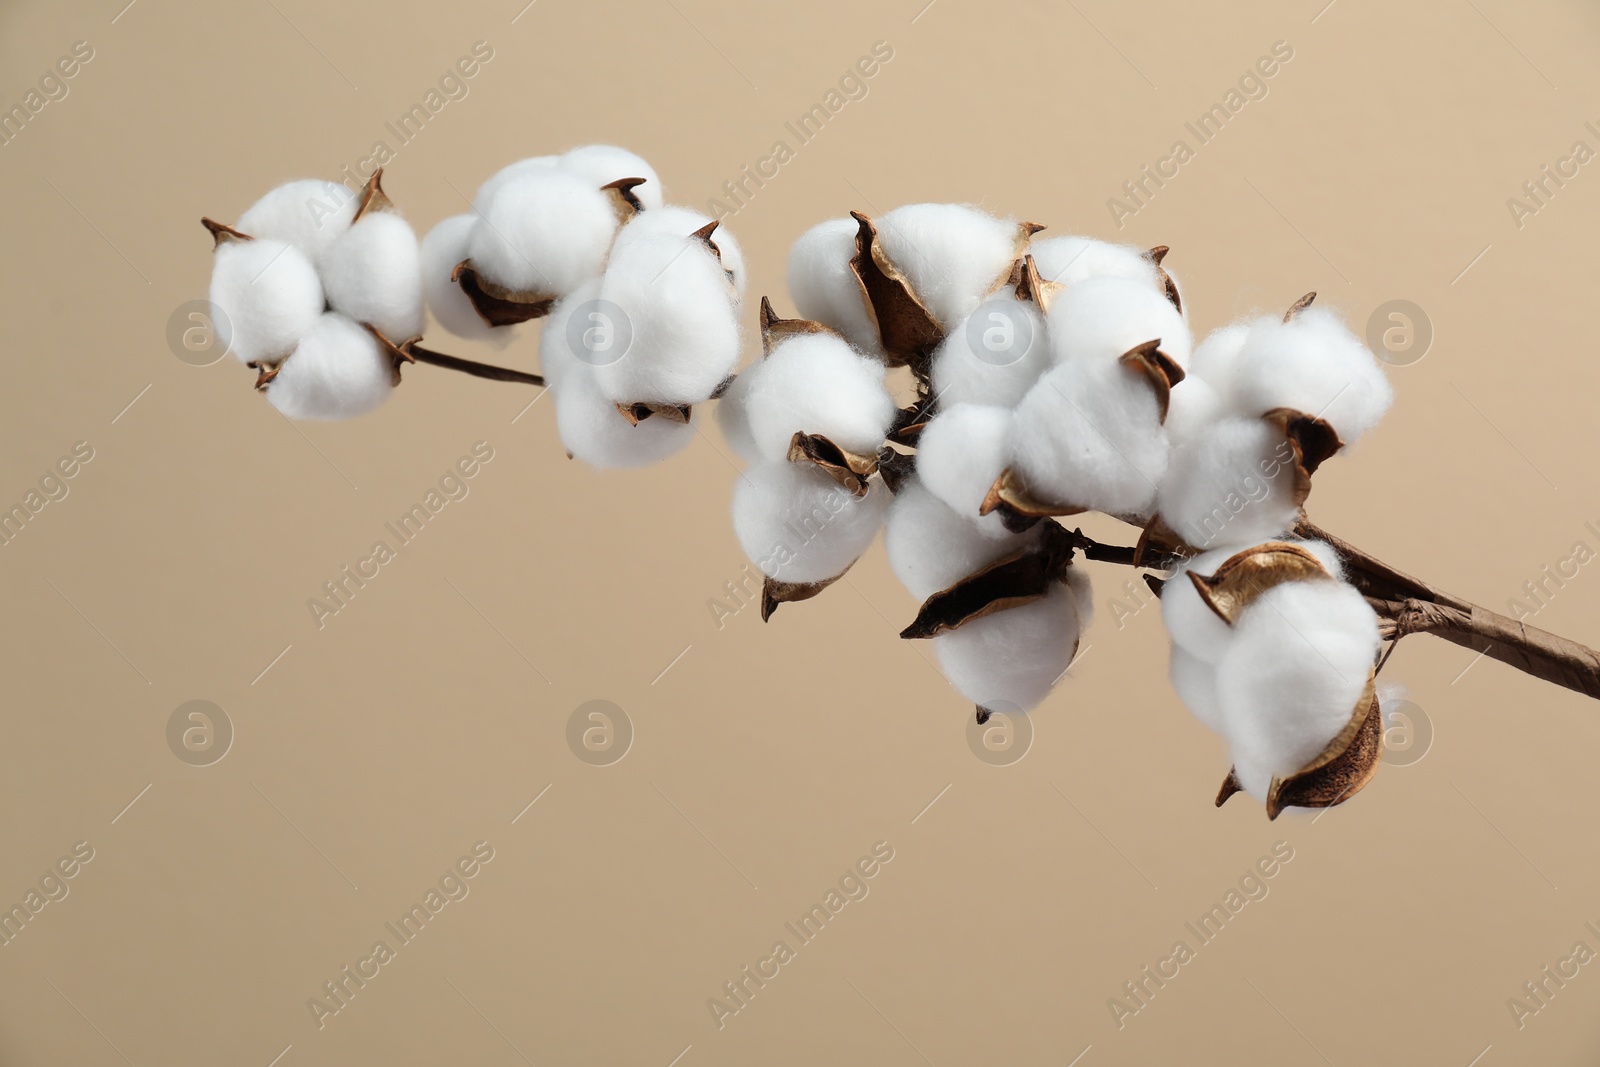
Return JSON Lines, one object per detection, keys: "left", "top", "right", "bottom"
{"left": 1032, "top": 517, "right": 1600, "bottom": 702}
{"left": 408, "top": 344, "right": 545, "bottom": 387}
{"left": 1296, "top": 520, "right": 1600, "bottom": 701}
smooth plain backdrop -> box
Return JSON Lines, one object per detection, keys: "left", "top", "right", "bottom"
{"left": 2, "top": 0, "right": 1600, "bottom": 1064}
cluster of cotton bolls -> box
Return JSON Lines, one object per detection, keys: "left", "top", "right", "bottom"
{"left": 205, "top": 145, "right": 747, "bottom": 464}
{"left": 712, "top": 199, "right": 1401, "bottom": 814}
{"left": 417, "top": 145, "right": 748, "bottom": 470}
{"left": 204, "top": 173, "right": 424, "bottom": 420}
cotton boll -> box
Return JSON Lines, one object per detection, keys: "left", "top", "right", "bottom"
{"left": 538, "top": 279, "right": 604, "bottom": 392}
{"left": 236, "top": 179, "right": 360, "bottom": 259}
{"left": 1217, "top": 579, "right": 1382, "bottom": 792}
{"left": 1029, "top": 235, "right": 1160, "bottom": 293}
{"left": 787, "top": 218, "right": 884, "bottom": 358}
{"left": 265, "top": 312, "right": 394, "bottom": 421}
{"left": 554, "top": 365, "right": 694, "bottom": 469}
{"left": 1294, "top": 538, "right": 1345, "bottom": 580}
{"left": 1189, "top": 323, "right": 1251, "bottom": 403}
{"left": 557, "top": 144, "right": 664, "bottom": 210}
{"left": 209, "top": 238, "right": 325, "bottom": 366}
{"left": 1160, "top": 546, "right": 1245, "bottom": 664}
{"left": 1046, "top": 275, "right": 1192, "bottom": 370}
{"left": 469, "top": 168, "right": 620, "bottom": 297}
{"left": 611, "top": 206, "right": 745, "bottom": 297}
{"left": 915, "top": 404, "right": 1014, "bottom": 537}
{"left": 884, "top": 478, "right": 1040, "bottom": 602}
{"left": 731, "top": 460, "right": 889, "bottom": 584}
{"left": 875, "top": 203, "right": 1023, "bottom": 329}
{"left": 740, "top": 332, "right": 894, "bottom": 461}
{"left": 1008, "top": 359, "right": 1170, "bottom": 518}
{"left": 1231, "top": 306, "right": 1395, "bottom": 444}
{"left": 421, "top": 215, "right": 509, "bottom": 345}
{"left": 934, "top": 582, "right": 1085, "bottom": 712}
{"left": 473, "top": 155, "right": 558, "bottom": 213}
{"left": 319, "top": 213, "right": 424, "bottom": 341}
{"left": 713, "top": 368, "right": 761, "bottom": 462}
{"left": 1164, "top": 376, "right": 1225, "bottom": 449}
{"left": 592, "top": 232, "right": 740, "bottom": 404}
{"left": 929, "top": 295, "right": 1051, "bottom": 408}
{"left": 1170, "top": 645, "right": 1225, "bottom": 733}
{"left": 1157, "top": 417, "right": 1301, "bottom": 551}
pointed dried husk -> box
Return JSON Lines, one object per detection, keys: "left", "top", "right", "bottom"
{"left": 451, "top": 260, "right": 558, "bottom": 327}
{"left": 1118, "top": 339, "right": 1186, "bottom": 422}
{"left": 600, "top": 177, "right": 647, "bottom": 225}
{"left": 617, "top": 401, "right": 692, "bottom": 426}
{"left": 900, "top": 526, "right": 1077, "bottom": 639}
{"left": 201, "top": 217, "right": 253, "bottom": 248}
{"left": 1010, "top": 253, "right": 1062, "bottom": 312}
{"left": 1263, "top": 407, "right": 1344, "bottom": 510}
{"left": 848, "top": 211, "right": 945, "bottom": 371}
{"left": 787, "top": 432, "right": 878, "bottom": 496}
{"left": 1283, "top": 291, "right": 1317, "bottom": 322}
{"left": 1188, "top": 540, "right": 1335, "bottom": 625}
{"left": 761, "top": 572, "right": 848, "bottom": 621}
{"left": 1266, "top": 674, "right": 1382, "bottom": 818}
{"left": 352, "top": 168, "right": 393, "bottom": 222}
{"left": 690, "top": 219, "right": 739, "bottom": 292}
{"left": 1142, "top": 245, "right": 1182, "bottom": 313}
{"left": 979, "top": 466, "right": 1088, "bottom": 532}
{"left": 758, "top": 296, "right": 838, "bottom": 356}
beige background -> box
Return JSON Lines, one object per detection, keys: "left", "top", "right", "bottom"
{"left": 2, "top": 0, "right": 1599, "bottom": 1063}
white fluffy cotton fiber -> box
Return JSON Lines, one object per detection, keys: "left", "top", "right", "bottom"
{"left": 738, "top": 331, "right": 893, "bottom": 462}
{"left": 732, "top": 459, "right": 889, "bottom": 584}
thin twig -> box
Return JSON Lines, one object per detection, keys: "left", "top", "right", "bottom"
{"left": 408, "top": 344, "right": 545, "bottom": 387}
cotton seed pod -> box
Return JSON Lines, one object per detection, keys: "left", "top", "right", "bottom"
{"left": 591, "top": 225, "right": 741, "bottom": 406}
{"left": 463, "top": 167, "right": 622, "bottom": 314}
{"left": 884, "top": 477, "right": 1041, "bottom": 604}
{"left": 932, "top": 570, "right": 1092, "bottom": 715}
{"left": 739, "top": 329, "right": 895, "bottom": 464}
{"left": 915, "top": 404, "right": 1016, "bottom": 539}
{"left": 319, "top": 211, "right": 424, "bottom": 343}
{"left": 1046, "top": 275, "right": 1192, "bottom": 371}
{"left": 234, "top": 178, "right": 362, "bottom": 260}
{"left": 259, "top": 312, "right": 397, "bottom": 421}
{"left": 1187, "top": 321, "right": 1251, "bottom": 408}
{"left": 1156, "top": 416, "right": 1305, "bottom": 551}
{"left": 555, "top": 144, "right": 665, "bottom": 211}
{"left": 929, "top": 281, "right": 1052, "bottom": 409}
{"left": 422, "top": 215, "right": 511, "bottom": 344}
{"left": 554, "top": 361, "right": 695, "bottom": 470}
{"left": 1230, "top": 302, "right": 1394, "bottom": 445}
{"left": 1028, "top": 235, "right": 1162, "bottom": 296}
{"left": 613, "top": 206, "right": 745, "bottom": 298}
{"left": 994, "top": 353, "right": 1175, "bottom": 522}
{"left": 1189, "top": 542, "right": 1384, "bottom": 818}
{"left": 731, "top": 459, "right": 890, "bottom": 614}
{"left": 787, "top": 217, "right": 887, "bottom": 358}
{"left": 208, "top": 237, "right": 325, "bottom": 366}
{"left": 872, "top": 203, "right": 1041, "bottom": 330}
